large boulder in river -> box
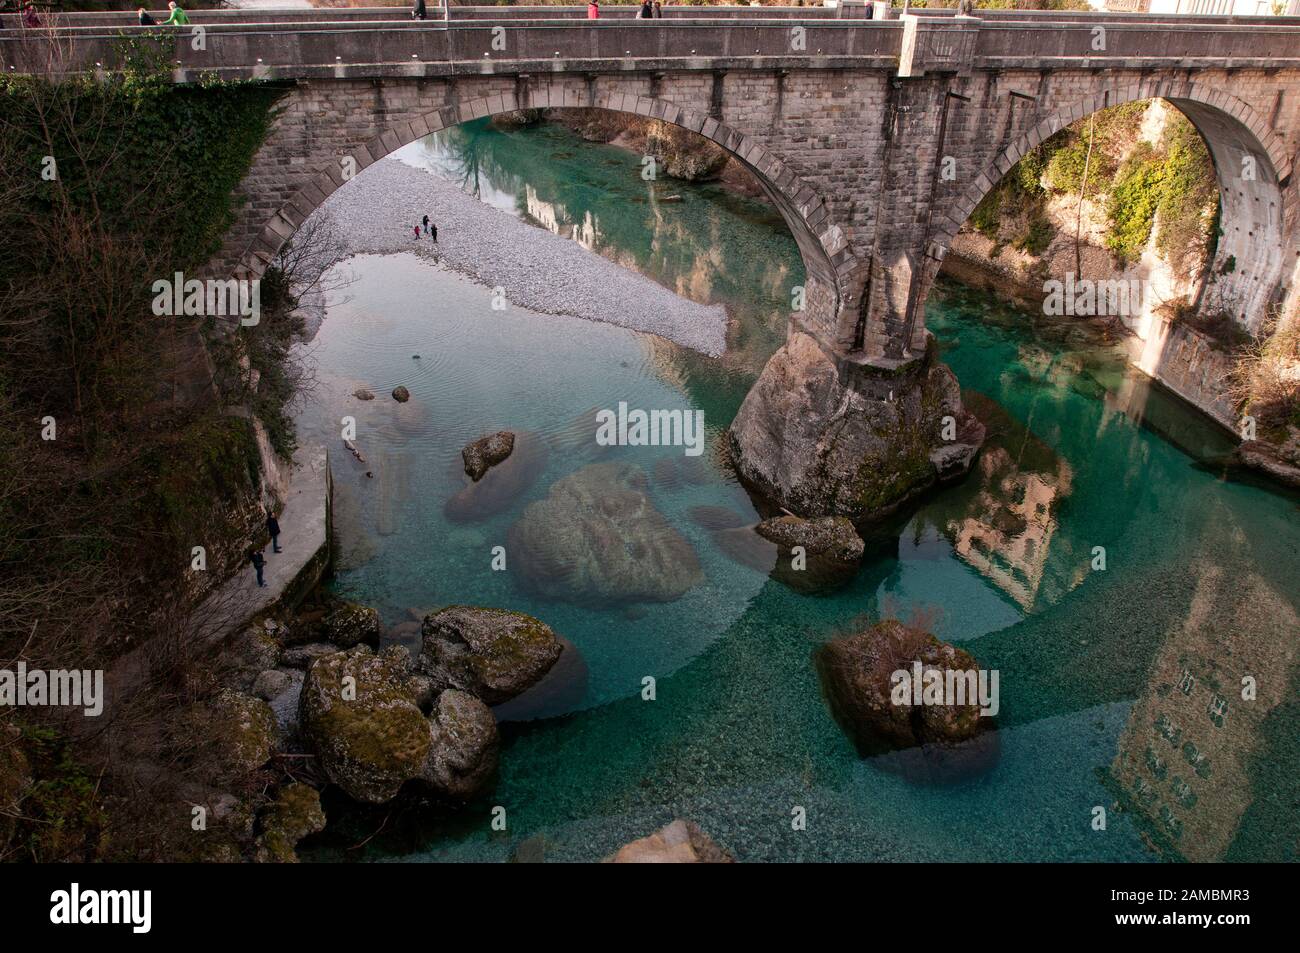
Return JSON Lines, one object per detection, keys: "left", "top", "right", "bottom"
{"left": 299, "top": 646, "right": 432, "bottom": 804}
{"left": 605, "top": 819, "right": 734, "bottom": 863}
{"left": 728, "top": 332, "right": 985, "bottom": 522}
{"left": 418, "top": 606, "right": 563, "bottom": 706}
{"left": 422, "top": 689, "right": 499, "bottom": 802}
{"left": 508, "top": 462, "right": 703, "bottom": 605}
{"left": 299, "top": 645, "right": 499, "bottom": 804}
{"left": 445, "top": 431, "right": 549, "bottom": 522}
{"left": 462, "top": 431, "right": 516, "bottom": 482}
{"left": 815, "top": 619, "right": 999, "bottom": 784}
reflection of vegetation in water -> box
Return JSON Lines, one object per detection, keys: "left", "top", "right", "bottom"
{"left": 412, "top": 118, "right": 804, "bottom": 410}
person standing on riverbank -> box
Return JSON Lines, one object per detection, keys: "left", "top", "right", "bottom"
{"left": 249, "top": 549, "right": 266, "bottom": 588}
{"left": 266, "top": 509, "right": 282, "bottom": 554}
{"left": 430, "top": 221, "right": 438, "bottom": 242}
{"left": 413, "top": 224, "right": 421, "bottom": 239}
{"left": 587, "top": 1, "right": 599, "bottom": 19}
{"left": 161, "top": 2, "right": 188, "bottom": 25}
{"left": 422, "top": 214, "right": 430, "bottom": 235}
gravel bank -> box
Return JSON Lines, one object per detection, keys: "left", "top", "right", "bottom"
{"left": 307, "top": 157, "right": 728, "bottom": 356}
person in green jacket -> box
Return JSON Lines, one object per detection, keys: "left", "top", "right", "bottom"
{"left": 161, "top": 1, "right": 189, "bottom": 25}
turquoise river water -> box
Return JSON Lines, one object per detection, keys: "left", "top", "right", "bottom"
{"left": 296, "top": 119, "right": 1299, "bottom": 863}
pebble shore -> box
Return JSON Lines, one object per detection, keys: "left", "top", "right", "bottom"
{"left": 307, "top": 156, "right": 728, "bottom": 356}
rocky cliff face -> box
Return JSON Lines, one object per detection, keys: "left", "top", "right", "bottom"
{"left": 728, "top": 332, "right": 984, "bottom": 523}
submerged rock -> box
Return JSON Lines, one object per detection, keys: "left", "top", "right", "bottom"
{"left": 508, "top": 462, "right": 703, "bottom": 605}
{"left": 815, "top": 619, "right": 999, "bottom": 784}
{"left": 688, "top": 504, "right": 750, "bottom": 530}
{"left": 605, "top": 820, "right": 734, "bottom": 863}
{"left": 462, "top": 431, "right": 516, "bottom": 482}
{"left": 353, "top": 388, "right": 375, "bottom": 401}
{"left": 418, "top": 606, "right": 563, "bottom": 706}
{"left": 444, "top": 431, "right": 549, "bottom": 522}
{"left": 728, "top": 332, "right": 985, "bottom": 522}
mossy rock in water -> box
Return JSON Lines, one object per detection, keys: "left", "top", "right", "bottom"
{"left": 421, "top": 689, "right": 499, "bottom": 802}
{"left": 418, "top": 606, "right": 563, "bottom": 706}
{"left": 815, "top": 620, "right": 1000, "bottom": 785}
{"left": 729, "top": 331, "right": 985, "bottom": 522}
{"left": 254, "top": 783, "right": 326, "bottom": 863}
{"left": 299, "top": 645, "right": 432, "bottom": 804}
{"left": 754, "top": 515, "right": 866, "bottom": 593}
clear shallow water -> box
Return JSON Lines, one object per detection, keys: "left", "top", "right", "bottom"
{"left": 298, "top": 120, "right": 1300, "bottom": 863}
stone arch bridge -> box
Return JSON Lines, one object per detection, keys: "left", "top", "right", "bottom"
{"left": 6, "top": 7, "right": 1300, "bottom": 517}
{"left": 7, "top": 7, "right": 1300, "bottom": 369}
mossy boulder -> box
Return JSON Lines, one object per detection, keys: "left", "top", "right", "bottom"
{"left": 728, "top": 331, "right": 985, "bottom": 522}
{"left": 299, "top": 645, "right": 432, "bottom": 804}
{"left": 422, "top": 689, "right": 499, "bottom": 802}
{"left": 392, "top": 386, "right": 411, "bottom": 403}
{"left": 462, "top": 431, "right": 516, "bottom": 482}
{"left": 299, "top": 645, "right": 499, "bottom": 804}
{"left": 508, "top": 462, "right": 703, "bottom": 605}
{"left": 816, "top": 620, "right": 999, "bottom": 784}
{"left": 605, "top": 820, "right": 734, "bottom": 863}
{"left": 205, "top": 689, "right": 277, "bottom": 777}
{"left": 418, "top": 606, "right": 563, "bottom": 706}
{"left": 254, "top": 783, "right": 326, "bottom": 863}
{"left": 290, "top": 595, "right": 381, "bottom": 649}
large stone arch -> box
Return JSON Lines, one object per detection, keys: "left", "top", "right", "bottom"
{"left": 924, "top": 80, "right": 1290, "bottom": 338}
{"left": 233, "top": 86, "right": 855, "bottom": 345}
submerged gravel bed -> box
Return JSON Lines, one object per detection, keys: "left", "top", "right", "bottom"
{"left": 308, "top": 157, "right": 728, "bottom": 356}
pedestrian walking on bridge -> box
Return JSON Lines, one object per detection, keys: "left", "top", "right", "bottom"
{"left": 638, "top": 0, "right": 653, "bottom": 19}
{"left": 161, "top": 1, "right": 188, "bottom": 25}
{"left": 412, "top": 0, "right": 426, "bottom": 21}
{"left": 137, "top": 7, "right": 156, "bottom": 26}
{"left": 587, "top": 1, "right": 600, "bottom": 19}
